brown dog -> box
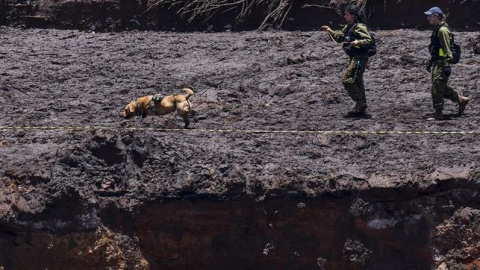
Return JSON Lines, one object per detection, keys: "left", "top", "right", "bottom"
{"left": 122, "top": 88, "right": 194, "bottom": 128}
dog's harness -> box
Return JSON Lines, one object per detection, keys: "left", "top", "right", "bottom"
{"left": 132, "top": 94, "right": 164, "bottom": 117}
{"left": 148, "top": 94, "right": 164, "bottom": 113}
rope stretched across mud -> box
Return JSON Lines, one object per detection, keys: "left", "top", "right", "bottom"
{"left": 1, "top": 125, "right": 479, "bottom": 136}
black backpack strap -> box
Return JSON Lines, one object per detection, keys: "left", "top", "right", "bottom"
{"left": 344, "top": 23, "right": 358, "bottom": 39}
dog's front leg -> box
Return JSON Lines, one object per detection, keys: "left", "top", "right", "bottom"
{"left": 183, "top": 115, "right": 190, "bottom": 128}
{"left": 191, "top": 110, "right": 198, "bottom": 123}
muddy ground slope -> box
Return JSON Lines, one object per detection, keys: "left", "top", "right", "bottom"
{"left": 1, "top": 26, "right": 480, "bottom": 269}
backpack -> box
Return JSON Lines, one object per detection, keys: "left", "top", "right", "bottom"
{"left": 430, "top": 25, "right": 461, "bottom": 64}
{"left": 450, "top": 34, "right": 461, "bottom": 64}
{"left": 366, "top": 31, "right": 377, "bottom": 57}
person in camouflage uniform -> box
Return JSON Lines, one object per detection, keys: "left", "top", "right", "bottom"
{"left": 321, "top": 4, "right": 373, "bottom": 116}
{"left": 425, "top": 6, "right": 469, "bottom": 120}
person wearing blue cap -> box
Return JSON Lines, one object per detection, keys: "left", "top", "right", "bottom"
{"left": 425, "top": 7, "right": 469, "bottom": 120}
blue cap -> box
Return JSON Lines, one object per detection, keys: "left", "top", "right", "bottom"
{"left": 424, "top": 7, "right": 443, "bottom": 15}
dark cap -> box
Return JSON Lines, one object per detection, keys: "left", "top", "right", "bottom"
{"left": 424, "top": 7, "right": 443, "bottom": 15}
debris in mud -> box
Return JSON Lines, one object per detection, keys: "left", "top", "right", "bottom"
{"left": 3, "top": 0, "right": 480, "bottom": 31}
{"left": 286, "top": 51, "right": 320, "bottom": 64}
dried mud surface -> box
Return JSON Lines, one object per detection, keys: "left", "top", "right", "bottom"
{"left": 0, "top": 26, "right": 480, "bottom": 268}
{"left": 1, "top": 27, "right": 479, "bottom": 202}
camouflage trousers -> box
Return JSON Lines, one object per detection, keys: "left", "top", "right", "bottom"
{"left": 431, "top": 61, "right": 459, "bottom": 110}
{"left": 342, "top": 55, "right": 368, "bottom": 109}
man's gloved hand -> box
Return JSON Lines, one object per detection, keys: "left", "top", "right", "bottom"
{"left": 443, "top": 66, "right": 452, "bottom": 77}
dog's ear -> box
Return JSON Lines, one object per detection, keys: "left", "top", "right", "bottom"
{"left": 129, "top": 103, "right": 136, "bottom": 113}
{"left": 124, "top": 103, "right": 131, "bottom": 113}
{"left": 122, "top": 102, "right": 135, "bottom": 118}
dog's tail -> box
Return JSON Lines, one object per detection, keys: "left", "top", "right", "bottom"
{"left": 183, "top": 88, "right": 194, "bottom": 100}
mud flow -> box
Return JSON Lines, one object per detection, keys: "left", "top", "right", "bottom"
{"left": 0, "top": 12, "right": 480, "bottom": 270}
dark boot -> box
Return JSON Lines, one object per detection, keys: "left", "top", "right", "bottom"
{"left": 348, "top": 102, "right": 367, "bottom": 116}
{"left": 458, "top": 96, "right": 469, "bottom": 115}
{"left": 356, "top": 103, "right": 367, "bottom": 114}
{"left": 427, "top": 109, "right": 444, "bottom": 121}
